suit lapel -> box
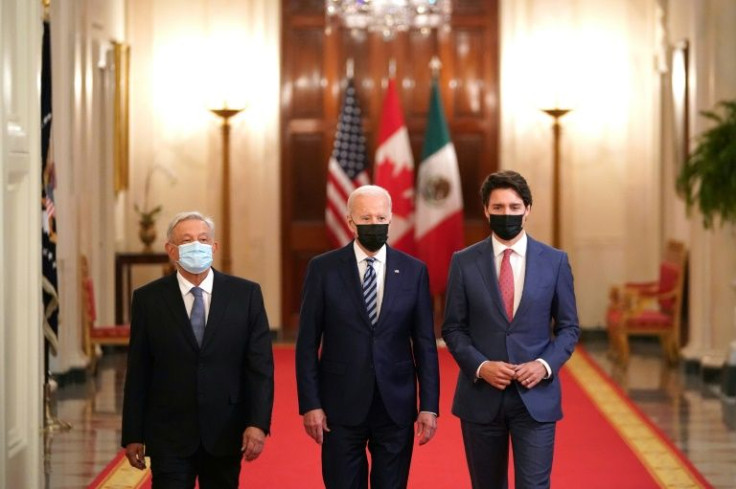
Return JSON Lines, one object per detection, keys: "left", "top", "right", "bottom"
{"left": 338, "top": 244, "right": 373, "bottom": 328}
{"left": 160, "top": 273, "right": 200, "bottom": 350}
{"left": 201, "top": 269, "right": 228, "bottom": 348}
{"left": 474, "top": 238, "right": 509, "bottom": 322}
{"left": 377, "top": 247, "right": 400, "bottom": 327}
{"left": 515, "top": 236, "right": 542, "bottom": 320}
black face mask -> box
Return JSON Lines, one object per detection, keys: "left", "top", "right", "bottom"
{"left": 356, "top": 224, "right": 389, "bottom": 252}
{"left": 489, "top": 214, "right": 524, "bottom": 241}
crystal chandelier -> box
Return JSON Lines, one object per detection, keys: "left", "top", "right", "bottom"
{"left": 326, "top": 0, "right": 452, "bottom": 38}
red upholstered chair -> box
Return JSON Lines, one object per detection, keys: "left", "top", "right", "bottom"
{"left": 81, "top": 256, "right": 130, "bottom": 372}
{"left": 606, "top": 241, "right": 687, "bottom": 365}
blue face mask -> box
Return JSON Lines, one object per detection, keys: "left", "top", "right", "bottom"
{"left": 177, "top": 241, "right": 213, "bottom": 274}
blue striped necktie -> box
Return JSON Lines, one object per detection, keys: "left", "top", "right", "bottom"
{"left": 363, "top": 257, "right": 378, "bottom": 326}
{"left": 190, "top": 286, "right": 206, "bottom": 346}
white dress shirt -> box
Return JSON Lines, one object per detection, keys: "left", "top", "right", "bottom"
{"left": 176, "top": 269, "right": 214, "bottom": 325}
{"left": 491, "top": 233, "right": 527, "bottom": 317}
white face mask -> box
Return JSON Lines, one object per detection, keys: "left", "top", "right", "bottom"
{"left": 177, "top": 241, "right": 213, "bottom": 274}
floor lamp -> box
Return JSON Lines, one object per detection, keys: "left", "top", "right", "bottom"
{"left": 210, "top": 107, "right": 243, "bottom": 274}
{"left": 542, "top": 108, "right": 571, "bottom": 250}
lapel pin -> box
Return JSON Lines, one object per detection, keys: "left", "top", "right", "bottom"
{"left": 394, "top": 269, "right": 400, "bottom": 274}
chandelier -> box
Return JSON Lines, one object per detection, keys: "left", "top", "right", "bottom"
{"left": 326, "top": 0, "right": 452, "bottom": 38}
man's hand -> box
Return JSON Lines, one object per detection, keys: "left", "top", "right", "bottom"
{"left": 514, "top": 361, "right": 547, "bottom": 389}
{"left": 415, "top": 412, "right": 437, "bottom": 446}
{"left": 303, "top": 408, "right": 330, "bottom": 444}
{"left": 479, "top": 361, "right": 517, "bottom": 390}
{"left": 124, "top": 443, "right": 146, "bottom": 470}
{"left": 241, "top": 427, "right": 266, "bottom": 462}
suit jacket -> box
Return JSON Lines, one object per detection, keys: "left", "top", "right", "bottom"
{"left": 442, "top": 235, "right": 579, "bottom": 424}
{"left": 295, "top": 243, "right": 440, "bottom": 427}
{"left": 121, "top": 269, "right": 274, "bottom": 457}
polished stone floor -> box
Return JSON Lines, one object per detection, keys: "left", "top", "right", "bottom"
{"left": 45, "top": 338, "right": 736, "bottom": 488}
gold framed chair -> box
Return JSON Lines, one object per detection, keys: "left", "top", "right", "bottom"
{"left": 81, "top": 255, "right": 130, "bottom": 373}
{"left": 606, "top": 240, "right": 687, "bottom": 365}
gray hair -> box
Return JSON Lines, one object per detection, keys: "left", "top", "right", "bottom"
{"left": 347, "top": 185, "right": 392, "bottom": 214}
{"left": 166, "top": 211, "right": 216, "bottom": 241}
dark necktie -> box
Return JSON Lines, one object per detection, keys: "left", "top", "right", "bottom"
{"left": 363, "top": 257, "right": 378, "bottom": 326}
{"left": 499, "top": 249, "right": 515, "bottom": 320}
{"left": 190, "top": 286, "right": 206, "bottom": 346}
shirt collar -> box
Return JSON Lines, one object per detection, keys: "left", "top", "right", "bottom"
{"left": 176, "top": 268, "right": 214, "bottom": 296}
{"left": 353, "top": 240, "right": 387, "bottom": 264}
{"left": 491, "top": 231, "right": 528, "bottom": 258}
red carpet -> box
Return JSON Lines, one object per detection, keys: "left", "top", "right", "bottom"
{"left": 90, "top": 346, "right": 711, "bottom": 488}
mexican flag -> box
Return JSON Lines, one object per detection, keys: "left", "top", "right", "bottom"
{"left": 374, "top": 78, "right": 415, "bottom": 254}
{"left": 415, "top": 78, "right": 464, "bottom": 295}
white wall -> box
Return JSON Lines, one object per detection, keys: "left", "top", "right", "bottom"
{"left": 501, "top": 0, "right": 663, "bottom": 329}
{"left": 667, "top": 0, "right": 736, "bottom": 363}
{"left": 126, "top": 0, "right": 282, "bottom": 327}
{"left": 50, "top": 0, "right": 127, "bottom": 374}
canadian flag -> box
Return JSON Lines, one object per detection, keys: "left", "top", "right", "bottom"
{"left": 374, "top": 78, "right": 415, "bottom": 254}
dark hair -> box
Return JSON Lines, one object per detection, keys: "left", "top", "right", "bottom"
{"left": 479, "top": 171, "right": 533, "bottom": 208}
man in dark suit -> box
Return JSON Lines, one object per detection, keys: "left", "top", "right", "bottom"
{"left": 443, "top": 171, "right": 580, "bottom": 489}
{"left": 121, "top": 211, "right": 274, "bottom": 489}
{"left": 296, "top": 185, "right": 440, "bottom": 489}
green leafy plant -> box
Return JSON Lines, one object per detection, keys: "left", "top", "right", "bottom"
{"left": 676, "top": 100, "right": 736, "bottom": 229}
{"left": 134, "top": 203, "right": 162, "bottom": 226}
{"left": 134, "top": 164, "right": 177, "bottom": 226}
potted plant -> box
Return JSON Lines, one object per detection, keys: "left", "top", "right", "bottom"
{"left": 135, "top": 164, "right": 177, "bottom": 252}
{"left": 676, "top": 100, "right": 736, "bottom": 396}
{"left": 676, "top": 100, "right": 736, "bottom": 228}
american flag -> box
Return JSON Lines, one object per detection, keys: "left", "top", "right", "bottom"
{"left": 326, "top": 78, "right": 370, "bottom": 247}
{"left": 41, "top": 20, "right": 60, "bottom": 355}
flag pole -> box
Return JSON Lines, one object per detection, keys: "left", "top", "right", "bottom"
{"left": 346, "top": 57, "right": 354, "bottom": 80}
{"left": 388, "top": 57, "right": 397, "bottom": 79}
{"left": 429, "top": 55, "right": 444, "bottom": 338}
{"left": 429, "top": 55, "right": 442, "bottom": 78}
{"left": 41, "top": 5, "right": 72, "bottom": 434}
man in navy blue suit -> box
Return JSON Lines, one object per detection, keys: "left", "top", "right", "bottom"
{"left": 296, "top": 185, "right": 440, "bottom": 489}
{"left": 443, "top": 171, "right": 580, "bottom": 489}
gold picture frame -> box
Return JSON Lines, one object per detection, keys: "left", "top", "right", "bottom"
{"left": 113, "top": 41, "right": 130, "bottom": 194}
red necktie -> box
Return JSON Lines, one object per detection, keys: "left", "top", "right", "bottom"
{"left": 499, "top": 248, "right": 514, "bottom": 320}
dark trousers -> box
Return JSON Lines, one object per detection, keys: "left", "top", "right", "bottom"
{"left": 322, "top": 388, "right": 414, "bottom": 489}
{"left": 461, "top": 386, "right": 556, "bottom": 489}
{"left": 150, "top": 444, "right": 242, "bottom": 489}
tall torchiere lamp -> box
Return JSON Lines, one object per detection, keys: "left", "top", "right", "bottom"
{"left": 210, "top": 107, "right": 243, "bottom": 274}
{"left": 541, "top": 108, "right": 571, "bottom": 249}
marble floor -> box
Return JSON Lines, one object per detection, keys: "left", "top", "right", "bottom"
{"left": 45, "top": 338, "right": 736, "bottom": 488}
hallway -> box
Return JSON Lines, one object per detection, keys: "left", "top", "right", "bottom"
{"left": 45, "top": 337, "right": 736, "bottom": 488}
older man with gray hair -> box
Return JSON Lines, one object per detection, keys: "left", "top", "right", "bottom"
{"left": 122, "top": 211, "right": 274, "bottom": 489}
{"left": 296, "top": 186, "right": 440, "bottom": 489}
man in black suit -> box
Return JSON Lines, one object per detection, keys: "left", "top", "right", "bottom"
{"left": 122, "top": 211, "right": 274, "bottom": 489}
{"left": 296, "top": 185, "right": 440, "bottom": 489}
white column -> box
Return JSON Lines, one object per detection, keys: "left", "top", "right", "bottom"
{"left": 0, "top": 0, "right": 44, "bottom": 486}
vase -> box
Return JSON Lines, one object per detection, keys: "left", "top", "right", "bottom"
{"left": 138, "top": 221, "right": 156, "bottom": 252}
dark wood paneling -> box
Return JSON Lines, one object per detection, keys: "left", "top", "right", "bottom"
{"left": 290, "top": 133, "right": 326, "bottom": 220}
{"left": 284, "top": 0, "right": 323, "bottom": 15}
{"left": 454, "top": 132, "right": 484, "bottom": 219}
{"left": 454, "top": 0, "right": 494, "bottom": 15}
{"left": 284, "top": 27, "right": 325, "bottom": 119}
{"left": 452, "top": 28, "right": 485, "bottom": 118}
{"left": 281, "top": 0, "right": 500, "bottom": 335}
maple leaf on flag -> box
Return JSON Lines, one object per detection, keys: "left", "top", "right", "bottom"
{"left": 374, "top": 156, "right": 414, "bottom": 218}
